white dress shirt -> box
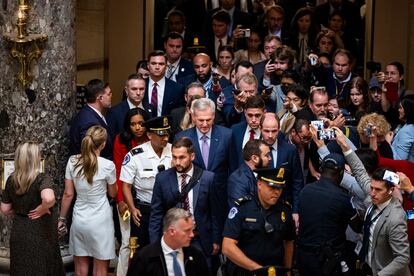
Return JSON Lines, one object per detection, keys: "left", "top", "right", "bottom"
{"left": 167, "top": 58, "right": 181, "bottom": 82}
{"left": 148, "top": 77, "right": 166, "bottom": 116}
{"left": 161, "top": 237, "right": 186, "bottom": 276}
{"left": 196, "top": 128, "right": 212, "bottom": 149}
{"left": 127, "top": 98, "right": 144, "bottom": 109}
{"left": 176, "top": 166, "right": 194, "bottom": 215}
{"left": 214, "top": 36, "right": 228, "bottom": 60}
{"left": 242, "top": 126, "right": 261, "bottom": 149}
{"left": 270, "top": 139, "right": 279, "bottom": 167}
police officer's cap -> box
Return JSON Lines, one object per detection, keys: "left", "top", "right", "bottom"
{"left": 321, "top": 153, "right": 345, "bottom": 171}
{"left": 144, "top": 116, "right": 171, "bottom": 136}
{"left": 254, "top": 168, "right": 286, "bottom": 188}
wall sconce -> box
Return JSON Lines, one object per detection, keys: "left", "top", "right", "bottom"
{"left": 3, "top": 0, "right": 48, "bottom": 88}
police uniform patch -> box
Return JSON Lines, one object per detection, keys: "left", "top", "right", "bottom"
{"left": 122, "top": 154, "right": 131, "bottom": 166}
{"left": 228, "top": 207, "right": 238, "bottom": 219}
{"left": 281, "top": 211, "right": 286, "bottom": 222}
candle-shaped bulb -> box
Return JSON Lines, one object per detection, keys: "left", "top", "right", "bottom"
{"left": 18, "top": 10, "right": 23, "bottom": 20}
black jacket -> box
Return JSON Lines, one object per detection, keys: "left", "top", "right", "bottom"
{"left": 127, "top": 240, "right": 210, "bottom": 276}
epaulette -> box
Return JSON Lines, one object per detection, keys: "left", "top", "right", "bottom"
{"left": 234, "top": 195, "right": 252, "bottom": 206}
{"left": 131, "top": 147, "right": 144, "bottom": 156}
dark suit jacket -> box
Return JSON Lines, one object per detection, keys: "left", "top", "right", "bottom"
{"left": 272, "top": 136, "right": 304, "bottom": 213}
{"left": 144, "top": 78, "right": 185, "bottom": 116}
{"left": 126, "top": 239, "right": 209, "bottom": 276}
{"left": 69, "top": 104, "right": 113, "bottom": 160}
{"left": 149, "top": 166, "right": 221, "bottom": 255}
{"left": 177, "top": 74, "right": 232, "bottom": 103}
{"left": 106, "top": 100, "right": 156, "bottom": 138}
{"left": 175, "top": 125, "right": 233, "bottom": 213}
{"left": 230, "top": 121, "right": 248, "bottom": 171}
{"left": 204, "top": 35, "right": 232, "bottom": 65}
{"left": 227, "top": 162, "right": 256, "bottom": 207}
{"left": 174, "top": 58, "right": 195, "bottom": 82}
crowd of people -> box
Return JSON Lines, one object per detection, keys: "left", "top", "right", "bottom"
{"left": 1, "top": 0, "right": 414, "bottom": 276}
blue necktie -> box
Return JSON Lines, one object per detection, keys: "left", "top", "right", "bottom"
{"left": 171, "top": 251, "right": 183, "bottom": 276}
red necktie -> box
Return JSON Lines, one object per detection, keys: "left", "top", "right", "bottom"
{"left": 151, "top": 83, "right": 158, "bottom": 111}
{"left": 249, "top": 129, "right": 255, "bottom": 141}
{"left": 181, "top": 174, "right": 190, "bottom": 211}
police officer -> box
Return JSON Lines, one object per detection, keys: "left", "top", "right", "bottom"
{"left": 222, "top": 167, "right": 295, "bottom": 276}
{"left": 120, "top": 116, "right": 173, "bottom": 247}
{"left": 296, "top": 153, "right": 358, "bottom": 276}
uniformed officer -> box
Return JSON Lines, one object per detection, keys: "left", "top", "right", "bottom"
{"left": 296, "top": 153, "right": 358, "bottom": 276}
{"left": 120, "top": 116, "right": 173, "bottom": 247}
{"left": 222, "top": 167, "right": 295, "bottom": 276}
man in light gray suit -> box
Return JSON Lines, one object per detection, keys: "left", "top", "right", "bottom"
{"left": 333, "top": 127, "right": 411, "bottom": 275}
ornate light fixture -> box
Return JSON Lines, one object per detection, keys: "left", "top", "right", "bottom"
{"left": 3, "top": 0, "right": 48, "bottom": 88}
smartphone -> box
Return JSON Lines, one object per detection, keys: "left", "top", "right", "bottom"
{"left": 364, "top": 126, "right": 372, "bottom": 137}
{"left": 311, "top": 120, "right": 325, "bottom": 131}
{"left": 233, "top": 88, "right": 242, "bottom": 95}
{"left": 240, "top": 29, "right": 251, "bottom": 38}
{"left": 383, "top": 170, "right": 400, "bottom": 185}
{"left": 384, "top": 82, "right": 399, "bottom": 102}
{"left": 317, "top": 129, "right": 336, "bottom": 140}
{"left": 263, "top": 86, "right": 273, "bottom": 95}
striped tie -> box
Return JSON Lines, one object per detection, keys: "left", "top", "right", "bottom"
{"left": 151, "top": 83, "right": 158, "bottom": 111}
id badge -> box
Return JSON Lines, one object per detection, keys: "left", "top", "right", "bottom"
{"left": 354, "top": 240, "right": 362, "bottom": 255}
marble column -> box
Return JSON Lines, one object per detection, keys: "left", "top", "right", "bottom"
{"left": 0, "top": 0, "right": 76, "bottom": 261}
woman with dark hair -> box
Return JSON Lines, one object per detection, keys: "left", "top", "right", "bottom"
{"left": 0, "top": 142, "right": 65, "bottom": 276}
{"left": 288, "top": 7, "right": 319, "bottom": 64}
{"left": 214, "top": 45, "right": 234, "bottom": 80}
{"left": 327, "top": 10, "right": 358, "bottom": 57}
{"left": 59, "top": 126, "right": 117, "bottom": 276}
{"left": 314, "top": 28, "right": 344, "bottom": 57}
{"left": 112, "top": 107, "right": 149, "bottom": 275}
{"left": 391, "top": 98, "right": 414, "bottom": 162}
{"left": 347, "top": 77, "right": 370, "bottom": 123}
{"left": 233, "top": 30, "right": 266, "bottom": 65}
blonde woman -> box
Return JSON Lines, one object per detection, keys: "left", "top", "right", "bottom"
{"left": 59, "top": 125, "right": 117, "bottom": 276}
{"left": 0, "top": 142, "right": 64, "bottom": 276}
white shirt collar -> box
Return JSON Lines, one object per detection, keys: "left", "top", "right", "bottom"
{"left": 149, "top": 76, "right": 166, "bottom": 87}
{"left": 333, "top": 71, "right": 352, "bottom": 84}
{"left": 127, "top": 98, "right": 144, "bottom": 109}
{"left": 87, "top": 104, "right": 105, "bottom": 119}
{"left": 168, "top": 57, "right": 181, "bottom": 68}
{"left": 376, "top": 197, "right": 392, "bottom": 211}
{"left": 177, "top": 165, "right": 194, "bottom": 179}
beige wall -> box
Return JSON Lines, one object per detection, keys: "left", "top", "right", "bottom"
{"left": 371, "top": 0, "right": 414, "bottom": 90}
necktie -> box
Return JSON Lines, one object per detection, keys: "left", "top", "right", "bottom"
{"left": 249, "top": 129, "right": 255, "bottom": 141}
{"left": 270, "top": 147, "right": 276, "bottom": 168}
{"left": 201, "top": 135, "right": 209, "bottom": 168}
{"left": 151, "top": 83, "right": 158, "bottom": 113}
{"left": 181, "top": 174, "right": 190, "bottom": 211}
{"left": 166, "top": 64, "right": 174, "bottom": 79}
{"left": 359, "top": 205, "right": 377, "bottom": 261}
{"left": 170, "top": 251, "right": 183, "bottom": 276}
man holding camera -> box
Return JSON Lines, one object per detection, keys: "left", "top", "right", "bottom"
{"left": 222, "top": 167, "right": 295, "bottom": 276}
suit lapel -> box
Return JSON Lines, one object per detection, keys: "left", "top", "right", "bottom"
{"left": 168, "top": 170, "right": 180, "bottom": 206}
{"left": 86, "top": 105, "right": 107, "bottom": 127}
{"left": 190, "top": 166, "right": 202, "bottom": 210}
{"left": 189, "top": 128, "right": 205, "bottom": 169}
{"left": 372, "top": 201, "right": 393, "bottom": 250}
{"left": 208, "top": 126, "right": 219, "bottom": 169}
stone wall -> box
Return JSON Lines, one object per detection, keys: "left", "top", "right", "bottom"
{"left": 0, "top": 0, "right": 76, "bottom": 254}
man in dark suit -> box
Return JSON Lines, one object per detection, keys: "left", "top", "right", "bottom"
{"left": 170, "top": 82, "right": 225, "bottom": 138}
{"left": 127, "top": 208, "right": 209, "bottom": 276}
{"left": 143, "top": 50, "right": 185, "bottom": 116}
{"left": 257, "top": 5, "right": 290, "bottom": 46}
{"left": 178, "top": 53, "right": 232, "bottom": 104}
{"left": 204, "top": 10, "right": 232, "bottom": 64}
{"left": 230, "top": 95, "right": 265, "bottom": 170}
{"left": 260, "top": 112, "right": 304, "bottom": 229}
{"left": 149, "top": 137, "right": 221, "bottom": 266}
{"left": 69, "top": 79, "right": 114, "bottom": 160}
{"left": 227, "top": 139, "right": 271, "bottom": 207}
{"left": 175, "top": 97, "right": 232, "bottom": 214}
{"left": 164, "top": 32, "right": 194, "bottom": 83}
{"left": 253, "top": 35, "right": 282, "bottom": 85}
{"left": 106, "top": 74, "right": 156, "bottom": 138}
